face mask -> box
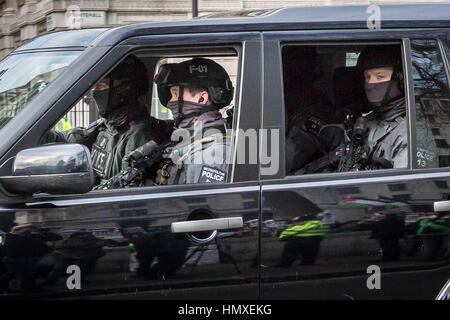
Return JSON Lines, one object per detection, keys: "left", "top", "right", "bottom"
{"left": 166, "top": 100, "right": 221, "bottom": 128}
{"left": 365, "top": 80, "right": 402, "bottom": 106}
{"left": 166, "top": 100, "right": 206, "bottom": 120}
{"left": 110, "top": 80, "right": 134, "bottom": 111}
{"left": 93, "top": 89, "right": 109, "bottom": 118}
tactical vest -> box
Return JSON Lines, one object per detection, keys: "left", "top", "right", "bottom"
{"left": 91, "top": 128, "right": 123, "bottom": 180}
{"left": 364, "top": 113, "right": 407, "bottom": 169}
{"left": 91, "top": 121, "right": 152, "bottom": 181}
{"left": 164, "top": 121, "right": 230, "bottom": 185}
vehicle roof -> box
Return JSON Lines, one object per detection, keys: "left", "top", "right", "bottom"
{"left": 14, "top": 28, "right": 109, "bottom": 52}
{"left": 14, "top": 3, "right": 450, "bottom": 52}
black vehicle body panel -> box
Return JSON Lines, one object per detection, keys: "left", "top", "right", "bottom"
{"left": 0, "top": 3, "right": 449, "bottom": 299}
{"left": 260, "top": 27, "right": 450, "bottom": 299}
{"left": 0, "top": 30, "right": 262, "bottom": 298}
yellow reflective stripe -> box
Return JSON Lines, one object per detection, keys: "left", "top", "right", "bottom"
{"left": 55, "top": 118, "right": 72, "bottom": 131}
{"left": 279, "top": 220, "right": 329, "bottom": 238}
{"left": 62, "top": 119, "right": 72, "bottom": 131}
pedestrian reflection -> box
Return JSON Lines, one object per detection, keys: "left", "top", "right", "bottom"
{"left": 0, "top": 224, "right": 51, "bottom": 292}
{"left": 127, "top": 229, "right": 189, "bottom": 280}
{"left": 369, "top": 212, "right": 405, "bottom": 262}
{"left": 416, "top": 213, "right": 450, "bottom": 261}
{"left": 278, "top": 214, "right": 329, "bottom": 267}
{"left": 43, "top": 231, "right": 105, "bottom": 286}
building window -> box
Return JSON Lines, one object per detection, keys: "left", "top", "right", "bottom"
{"left": 388, "top": 184, "right": 407, "bottom": 191}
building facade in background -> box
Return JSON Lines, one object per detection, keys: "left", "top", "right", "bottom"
{"left": 0, "top": 0, "right": 448, "bottom": 59}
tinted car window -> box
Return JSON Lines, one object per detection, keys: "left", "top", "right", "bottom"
{"left": 0, "top": 51, "right": 82, "bottom": 131}
{"left": 282, "top": 44, "right": 407, "bottom": 176}
{"left": 412, "top": 39, "right": 450, "bottom": 168}
{"left": 41, "top": 51, "right": 239, "bottom": 189}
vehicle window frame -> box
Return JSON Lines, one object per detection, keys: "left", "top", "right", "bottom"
{"left": 275, "top": 40, "right": 411, "bottom": 182}
{"left": 409, "top": 37, "right": 450, "bottom": 171}
{"left": 53, "top": 45, "right": 243, "bottom": 196}
{"left": 1, "top": 41, "right": 260, "bottom": 201}
{"left": 99, "top": 45, "right": 243, "bottom": 189}
{"left": 437, "top": 38, "right": 450, "bottom": 89}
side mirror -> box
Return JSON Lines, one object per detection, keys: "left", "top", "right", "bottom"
{"left": 0, "top": 144, "right": 94, "bottom": 195}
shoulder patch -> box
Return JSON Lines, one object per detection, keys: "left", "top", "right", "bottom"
{"left": 198, "top": 166, "right": 226, "bottom": 183}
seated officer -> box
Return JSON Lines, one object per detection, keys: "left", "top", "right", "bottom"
{"left": 49, "top": 55, "right": 170, "bottom": 185}
{"left": 300, "top": 45, "right": 407, "bottom": 173}
{"left": 152, "top": 57, "right": 234, "bottom": 184}
{"left": 349, "top": 45, "right": 407, "bottom": 170}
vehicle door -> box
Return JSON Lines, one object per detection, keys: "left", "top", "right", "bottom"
{"left": 0, "top": 32, "right": 262, "bottom": 299}
{"left": 260, "top": 28, "right": 450, "bottom": 299}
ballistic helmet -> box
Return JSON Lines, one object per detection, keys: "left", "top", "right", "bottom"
{"left": 107, "top": 54, "right": 149, "bottom": 98}
{"left": 154, "top": 58, "right": 234, "bottom": 108}
{"left": 357, "top": 45, "right": 403, "bottom": 78}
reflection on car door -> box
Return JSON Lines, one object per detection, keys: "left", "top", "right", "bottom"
{"left": 0, "top": 183, "right": 259, "bottom": 299}
{"left": 260, "top": 33, "right": 450, "bottom": 300}
{"left": 261, "top": 175, "right": 450, "bottom": 299}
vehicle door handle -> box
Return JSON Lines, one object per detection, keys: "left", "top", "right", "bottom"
{"left": 433, "top": 200, "right": 450, "bottom": 212}
{"left": 171, "top": 217, "right": 243, "bottom": 233}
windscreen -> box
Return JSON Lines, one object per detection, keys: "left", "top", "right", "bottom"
{"left": 0, "top": 51, "right": 82, "bottom": 130}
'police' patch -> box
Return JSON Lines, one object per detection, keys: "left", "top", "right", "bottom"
{"left": 198, "top": 166, "right": 226, "bottom": 183}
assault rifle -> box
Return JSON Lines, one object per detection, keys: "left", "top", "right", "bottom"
{"left": 337, "top": 116, "right": 369, "bottom": 172}
{"left": 94, "top": 140, "right": 171, "bottom": 190}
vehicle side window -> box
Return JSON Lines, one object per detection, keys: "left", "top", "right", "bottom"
{"left": 41, "top": 51, "right": 238, "bottom": 189}
{"left": 283, "top": 44, "right": 407, "bottom": 176}
{"left": 411, "top": 39, "right": 450, "bottom": 168}
{"left": 54, "top": 92, "right": 97, "bottom": 132}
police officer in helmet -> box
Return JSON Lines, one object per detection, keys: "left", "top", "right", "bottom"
{"left": 87, "top": 54, "right": 155, "bottom": 182}
{"left": 355, "top": 45, "right": 407, "bottom": 169}
{"left": 152, "top": 57, "right": 233, "bottom": 184}
{"left": 299, "top": 45, "right": 407, "bottom": 173}
{"left": 51, "top": 54, "right": 156, "bottom": 185}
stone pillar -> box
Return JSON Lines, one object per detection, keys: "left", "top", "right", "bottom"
{"left": 3, "top": 1, "right": 18, "bottom": 30}
{"left": 25, "top": 0, "right": 37, "bottom": 13}
{"left": 1, "top": 0, "right": 17, "bottom": 58}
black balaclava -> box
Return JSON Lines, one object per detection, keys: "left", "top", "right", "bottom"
{"left": 364, "top": 73, "right": 405, "bottom": 121}
{"left": 357, "top": 46, "right": 405, "bottom": 120}
{"left": 93, "top": 78, "right": 136, "bottom": 120}
{"left": 93, "top": 88, "right": 109, "bottom": 118}
{"left": 165, "top": 86, "right": 220, "bottom": 128}
{"left": 364, "top": 79, "right": 402, "bottom": 107}
{"left": 93, "top": 55, "right": 148, "bottom": 127}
